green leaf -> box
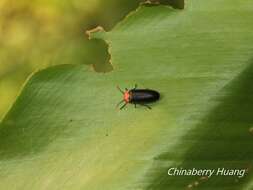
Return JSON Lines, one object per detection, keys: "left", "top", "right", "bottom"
{"left": 1, "top": 0, "right": 253, "bottom": 189}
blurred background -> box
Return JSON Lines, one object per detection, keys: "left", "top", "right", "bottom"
{"left": 0, "top": 0, "right": 141, "bottom": 119}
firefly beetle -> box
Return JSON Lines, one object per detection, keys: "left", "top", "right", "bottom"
{"left": 116, "top": 84, "right": 160, "bottom": 110}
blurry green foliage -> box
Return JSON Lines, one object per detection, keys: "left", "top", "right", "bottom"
{"left": 0, "top": 0, "right": 140, "bottom": 119}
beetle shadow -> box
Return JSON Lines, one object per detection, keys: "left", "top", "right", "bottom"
{"left": 146, "top": 59, "right": 253, "bottom": 189}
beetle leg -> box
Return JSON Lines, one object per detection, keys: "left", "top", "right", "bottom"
{"left": 116, "top": 99, "right": 125, "bottom": 108}
{"left": 134, "top": 84, "right": 138, "bottom": 89}
{"left": 117, "top": 86, "right": 124, "bottom": 94}
{"left": 140, "top": 104, "right": 152, "bottom": 109}
{"left": 120, "top": 103, "right": 127, "bottom": 110}
{"left": 134, "top": 104, "right": 137, "bottom": 108}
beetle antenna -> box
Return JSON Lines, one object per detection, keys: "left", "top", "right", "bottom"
{"left": 116, "top": 99, "right": 125, "bottom": 108}
{"left": 117, "top": 86, "right": 124, "bottom": 94}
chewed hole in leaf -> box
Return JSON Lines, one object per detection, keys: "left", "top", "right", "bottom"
{"left": 167, "top": 0, "right": 184, "bottom": 9}
{"left": 86, "top": 26, "right": 113, "bottom": 73}
{"left": 143, "top": 0, "right": 184, "bottom": 9}
{"left": 91, "top": 39, "right": 113, "bottom": 73}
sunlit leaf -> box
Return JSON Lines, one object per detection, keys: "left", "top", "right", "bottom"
{"left": 1, "top": 0, "right": 253, "bottom": 189}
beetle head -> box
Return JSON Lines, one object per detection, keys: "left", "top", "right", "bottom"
{"left": 123, "top": 91, "right": 130, "bottom": 103}
{"left": 116, "top": 86, "right": 130, "bottom": 109}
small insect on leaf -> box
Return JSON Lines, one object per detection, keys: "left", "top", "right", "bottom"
{"left": 116, "top": 84, "right": 160, "bottom": 110}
